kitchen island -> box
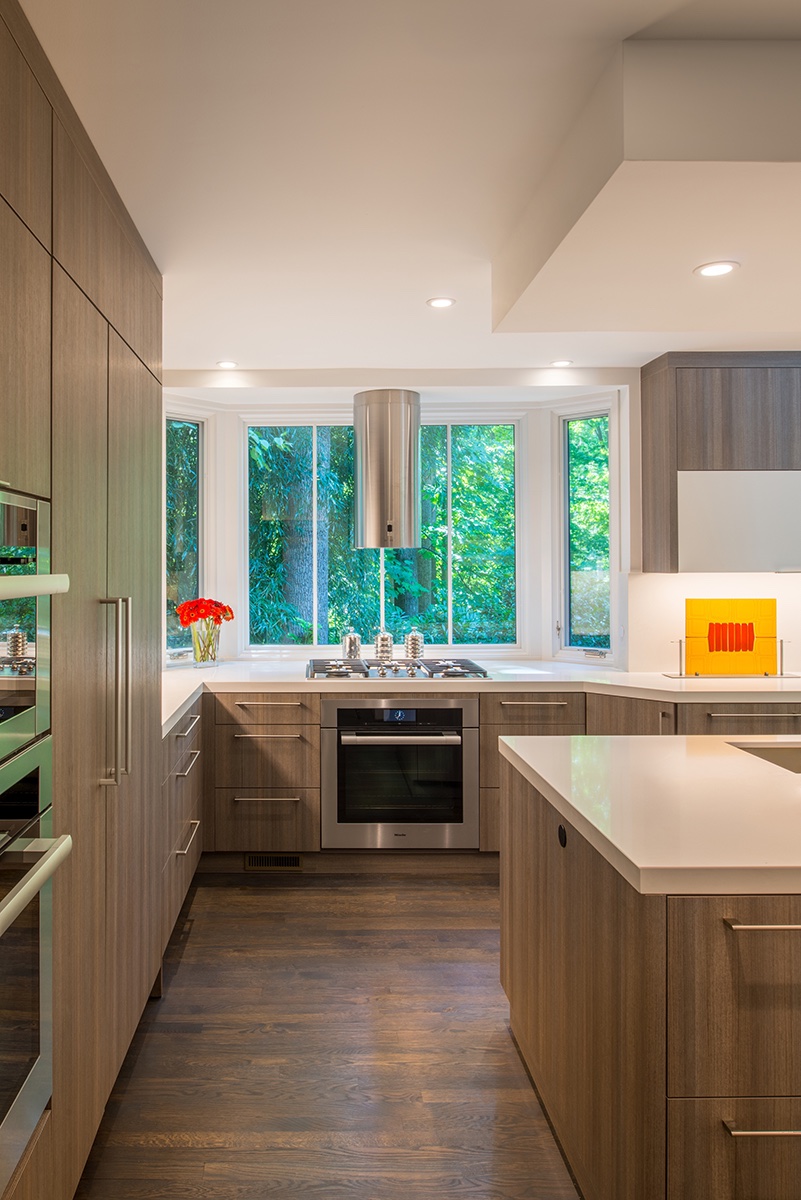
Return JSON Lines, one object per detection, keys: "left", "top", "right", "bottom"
{"left": 499, "top": 733, "right": 801, "bottom": 1200}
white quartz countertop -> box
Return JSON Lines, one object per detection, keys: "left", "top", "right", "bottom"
{"left": 500, "top": 733, "right": 801, "bottom": 896}
{"left": 161, "top": 657, "right": 801, "bottom": 737}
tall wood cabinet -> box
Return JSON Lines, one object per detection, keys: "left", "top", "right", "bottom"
{"left": 0, "top": 2, "right": 163, "bottom": 1196}
{"left": 641, "top": 352, "right": 801, "bottom": 571}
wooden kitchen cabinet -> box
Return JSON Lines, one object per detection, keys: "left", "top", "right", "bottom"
{"left": 641, "top": 352, "right": 801, "bottom": 572}
{"left": 0, "top": 15, "right": 51, "bottom": 246}
{"left": 501, "top": 756, "right": 801, "bottom": 1200}
{"left": 0, "top": 198, "right": 51, "bottom": 498}
{"left": 677, "top": 701, "right": 801, "bottom": 735}
{"left": 213, "top": 694, "right": 321, "bottom": 851}
{"left": 586, "top": 693, "right": 676, "bottom": 735}
{"left": 160, "top": 709, "right": 203, "bottom": 954}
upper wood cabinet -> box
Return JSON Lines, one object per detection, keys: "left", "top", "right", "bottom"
{"left": 0, "top": 15, "right": 51, "bottom": 247}
{"left": 641, "top": 352, "right": 801, "bottom": 572}
{"left": 0, "top": 197, "right": 50, "bottom": 497}
{"left": 53, "top": 118, "right": 162, "bottom": 378}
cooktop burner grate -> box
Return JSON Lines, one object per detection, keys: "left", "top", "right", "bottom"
{"left": 306, "top": 657, "right": 488, "bottom": 680}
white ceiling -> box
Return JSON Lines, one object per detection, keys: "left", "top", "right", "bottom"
{"left": 17, "top": 0, "right": 801, "bottom": 390}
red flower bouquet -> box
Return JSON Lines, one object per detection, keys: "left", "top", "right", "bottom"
{"left": 175, "top": 597, "right": 234, "bottom": 665}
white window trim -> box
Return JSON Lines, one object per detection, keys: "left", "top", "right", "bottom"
{"left": 550, "top": 392, "right": 622, "bottom": 666}
{"left": 163, "top": 407, "right": 206, "bottom": 666}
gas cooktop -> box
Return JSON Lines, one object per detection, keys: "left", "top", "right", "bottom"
{"left": 306, "top": 657, "right": 489, "bottom": 680}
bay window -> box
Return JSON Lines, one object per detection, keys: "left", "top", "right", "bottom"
{"left": 563, "top": 413, "right": 611, "bottom": 651}
{"left": 165, "top": 418, "right": 201, "bottom": 652}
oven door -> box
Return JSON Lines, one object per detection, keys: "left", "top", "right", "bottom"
{"left": 321, "top": 701, "right": 479, "bottom": 850}
{"left": 0, "top": 492, "right": 51, "bottom": 764}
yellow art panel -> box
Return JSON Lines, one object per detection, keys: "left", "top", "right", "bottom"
{"left": 685, "top": 599, "right": 777, "bottom": 676}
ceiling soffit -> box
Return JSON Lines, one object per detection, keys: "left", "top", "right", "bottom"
{"left": 493, "top": 40, "right": 801, "bottom": 334}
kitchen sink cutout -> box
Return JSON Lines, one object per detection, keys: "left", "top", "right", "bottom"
{"left": 731, "top": 744, "right": 801, "bottom": 773}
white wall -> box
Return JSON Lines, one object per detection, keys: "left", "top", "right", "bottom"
{"left": 627, "top": 572, "right": 801, "bottom": 674}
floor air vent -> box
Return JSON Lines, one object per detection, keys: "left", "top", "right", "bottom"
{"left": 244, "top": 853, "right": 302, "bottom": 872}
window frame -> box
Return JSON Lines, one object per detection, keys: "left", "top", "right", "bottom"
{"left": 243, "top": 418, "right": 521, "bottom": 654}
{"left": 163, "top": 410, "right": 205, "bottom": 664}
{"left": 552, "top": 394, "right": 620, "bottom": 666}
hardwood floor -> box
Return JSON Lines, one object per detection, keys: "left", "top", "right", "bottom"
{"left": 74, "top": 872, "right": 579, "bottom": 1199}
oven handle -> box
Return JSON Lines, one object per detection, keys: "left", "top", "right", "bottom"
{"left": 340, "top": 733, "right": 462, "bottom": 745}
{"left": 0, "top": 834, "right": 73, "bottom": 938}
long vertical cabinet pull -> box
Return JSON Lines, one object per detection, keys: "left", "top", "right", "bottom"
{"left": 100, "top": 597, "right": 124, "bottom": 786}
{"left": 123, "top": 596, "right": 132, "bottom": 775}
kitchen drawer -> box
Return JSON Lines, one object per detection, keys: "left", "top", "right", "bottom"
{"left": 215, "top": 724, "right": 320, "bottom": 788}
{"left": 677, "top": 702, "right": 801, "bottom": 735}
{"left": 214, "top": 787, "right": 320, "bottom": 852}
{"left": 668, "top": 1097, "right": 801, "bottom": 1200}
{"left": 162, "top": 706, "right": 202, "bottom": 783}
{"left": 586, "top": 693, "right": 675, "bottom": 735}
{"left": 480, "top": 723, "right": 584, "bottom": 788}
{"left": 161, "top": 814, "right": 202, "bottom": 954}
{"left": 160, "top": 742, "right": 203, "bottom": 869}
{"left": 480, "top": 691, "right": 585, "bottom": 727}
{"left": 215, "top": 692, "right": 320, "bottom": 725}
{"left": 668, "top": 895, "right": 801, "bottom": 1097}
{"left": 480, "top": 788, "right": 500, "bottom": 852}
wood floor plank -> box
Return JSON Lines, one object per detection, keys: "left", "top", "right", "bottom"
{"left": 75, "top": 873, "right": 578, "bottom": 1200}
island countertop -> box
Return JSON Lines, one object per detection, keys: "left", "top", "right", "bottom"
{"left": 499, "top": 732, "right": 801, "bottom": 895}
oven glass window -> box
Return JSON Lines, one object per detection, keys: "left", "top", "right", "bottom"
{"left": 338, "top": 741, "right": 463, "bottom": 824}
{"left": 0, "top": 499, "right": 38, "bottom": 728}
{"left": 0, "top": 866, "right": 40, "bottom": 1123}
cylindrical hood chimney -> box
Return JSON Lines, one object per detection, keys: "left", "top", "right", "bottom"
{"left": 353, "top": 389, "right": 420, "bottom": 549}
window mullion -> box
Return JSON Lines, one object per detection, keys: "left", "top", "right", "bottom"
{"left": 312, "top": 425, "right": 319, "bottom": 646}
{"left": 446, "top": 423, "right": 453, "bottom": 647}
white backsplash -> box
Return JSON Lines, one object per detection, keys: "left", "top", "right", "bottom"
{"left": 627, "top": 572, "right": 801, "bottom": 674}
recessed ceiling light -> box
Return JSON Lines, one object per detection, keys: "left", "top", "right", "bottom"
{"left": 550, "top": 359, "right": 573, "bottom": 368}
{"left": 216, "top": 359, "right": 238, "bottom": 369}
{"left": 426, "top": 297, "right": 455, "bottom": 308}
{"left": 693, "top": 261, "right": 740, "bottom": 278}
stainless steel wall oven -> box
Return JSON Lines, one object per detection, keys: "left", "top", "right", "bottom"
{"left": 321, "top": 697, "right": 479, "bottom": 849}
{"left": 0, "top": 735, "right": 71, "bottom": 1193}
{"left": 0, "top": 490, "right": 51, "bottom": 763}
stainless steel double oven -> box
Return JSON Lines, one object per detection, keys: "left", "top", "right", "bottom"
{"left": 0, "top": 490, "right": 71, "bottom": 1192}
{"left": 321, "top": 697, "right": 479, "bottom": 849}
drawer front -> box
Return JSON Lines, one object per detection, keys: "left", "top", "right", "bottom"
{"left": 480, "top": 723, "right": 584, "bottom": 787}
{"left": 480, "top": 692, "right": 585, "bottom": 727}
{"left": 214, "top": 788, "right": 320, "bottom": 852}
{"left": 677, "top": 703, "right": 801, "bottom": 735}
{"left": 215, "top": 693, "right": 320, "bottom": 725}
{"left": 586, "top": 693, "right": 676, "bottom": 735}
{"left": 668, "top": 895, "right": 801, "bottom": 1097}
{"left": 215, "top": 724, "right": 320, "bottom": 788}
{"left": 161, "top": 814, "right": 202, "bottom": 953}
{"left": 162, "top": 706, "right": 202, "bottom": 782}
{"left": 668, "top": 1097, "right": 801, "bottom": 1200}
{"left": 161, "top": 743, "right": 203, "bottom": 868}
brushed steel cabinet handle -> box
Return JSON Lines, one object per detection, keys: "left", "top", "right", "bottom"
{"left": 724, "top": 1120, "right": 801, "bottom": 1137}
{"left": 233, "top": 734, "right": 303, "bottom": 740}
{"left": 176, "top": 750, "right": 201, "bottom": 778}
{"left": 100, "top": 597, "right": 124, "bottom": 786}
{"left": 707, "top": 712, "right": 801, "bottom": 719}
{"left": 123, "top": 595, "right": 132, "bottom": 775}
{"left": 724, "top": 919, "right": 801, "bottom": 932}
{"left": 235, "top": 701, "right": 302, "bottom": 707}
{"left": 499, "top": 701, "right": 568, "bottom": 707}
{"left": 232, "top": 795, "right": 301, "bottom": 804}
{"left": 175, "top": 819, "right": 200, "bottom": 856}
{"left": 176, "top": 713, "right": 201, "bottom": 737}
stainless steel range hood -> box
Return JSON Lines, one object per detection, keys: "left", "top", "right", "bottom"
{"left": 353, "top": 389, "right": 420, "bottom": 549}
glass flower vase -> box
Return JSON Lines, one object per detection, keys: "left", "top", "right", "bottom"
{"left": 191, "top": 618, "right": 220, "bottom": 667}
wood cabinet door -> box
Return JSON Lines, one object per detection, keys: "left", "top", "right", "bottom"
{"left": 50, "top": 265, "right": 110, "bottom": 1199}
{"left": 214, "top": 788, "right": 321, "bottom": 852}
{"left": 668, "top": 1098, "right": 801, "bottom": 1200}
{"left": 501, "top": 761, "right": 667, "bottom": 1200}
{"left": 677, "top": 367, "right": 801, "bottom": 471}
{"left": 105, "top": 330, "right": 162, "bottom": 1078}
{"left": 677, "top": 702, "right": 801, "bottom": 735}
{"left": 668, "top": 895, "right": 801, "bottom": 1098}
{"left": 215, "top": 724, "right": 321, "bottom": 789}
{"left": 0, "top": 16, "right": 51, "bottom": 246}
{"left": 0, "top": 198, "right": 50, "bottom": 497}
{"left": 215, "top": 692, "right": 320, "bottom": 724}
{"left": 586, "top": 693, "right": 676, "bottom": 735}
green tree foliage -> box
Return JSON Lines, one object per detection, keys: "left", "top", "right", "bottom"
{"left": 248, "top": 423, "right": 517, "bottom": 647}
{"left": 0, "top": 546, "right": 36, "bottom": 641}
{"left": 165, "top": 420, "right": 200, "bottom": 649}
{"left": 566, "top": 416, "right": 610, "bottom": 648}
